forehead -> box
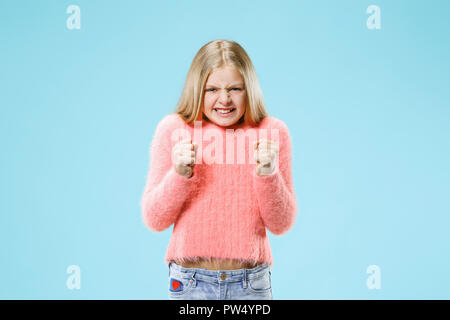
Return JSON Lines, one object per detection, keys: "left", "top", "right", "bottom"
{"left": 206, "top": 66, "right": 243, "bottom": 84}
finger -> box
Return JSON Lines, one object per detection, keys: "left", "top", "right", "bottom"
{"left": 178, "top": 149, "right": 197, "bottom": 158}
{"left": 177, "top": 144, "right": 195, "bottom": 152}
{"left": 259, "top": 143, "right": 279, "bottom": 155}
{"left": 258, "top": 151, "right": 273, "bottom": 164}
{"left": 259, "top": 157, "right": 272, "bottom": 166}
{"left": 184, "top": 166, "right": 192, "bottom": 178}
{"left": 181, "top": 142, "right": 197, "bottom": 151}
{"left": 180, "top": 156, "right": 194, "bottom": 166}
{"left": 192, "top": 142, "right": 198, "bottom": 151}
{"left": 174, "top": 147, "right": 192, "bottom": 157}
{"left": 261, "top": 161, "right": 272, "bottom": 167}
{"left": 175, "top": 152, "right": 194, "bottom": 160}
{"left": 253, "top": 140, "right": 259, "bottom": 150}
{"left": 178, "top": 137, "right": 192, "bottom": 145}
{"left": 253, "top": 150, "right": 260, "bottom": 164}
{"left": 257, "top": 139, "right": 274, "bottom": 149}
{"left": 173, "top": 142, "right": 191, "bottom": 153}
{"left": 258, "top": 149, "right": 272, "bottom": 158}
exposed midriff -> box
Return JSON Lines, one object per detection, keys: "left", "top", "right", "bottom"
{"left": 175, "top": 257, "right": 259, "bottom": 270}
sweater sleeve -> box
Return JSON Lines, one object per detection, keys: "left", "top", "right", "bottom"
{"left": 140, "top": 116, "right": 200, "bottom": 232}
{"left": 251, "top": 120, "right": 298, "bottom": 235}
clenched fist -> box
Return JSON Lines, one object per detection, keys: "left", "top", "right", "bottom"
{"left": 253, "top": 139, "right": 279, "bottom": 176}
{"left": 172, "top": 138, "right": 198, "bottom": 179}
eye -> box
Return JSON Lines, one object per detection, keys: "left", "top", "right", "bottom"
{"left": 206, "top": 88, "right": 242, "bottom": 92}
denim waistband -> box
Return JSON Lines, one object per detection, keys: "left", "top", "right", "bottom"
{"left": 168, "top": 261, "right": 271, "bottom": 284}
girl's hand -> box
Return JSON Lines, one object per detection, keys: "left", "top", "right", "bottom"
{"left": 253, "top": 139, "right": 279, "bottom": 176}
{"left": 172, "top": 138, "right": 198, "bottom": 179}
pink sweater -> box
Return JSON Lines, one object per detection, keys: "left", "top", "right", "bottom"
{"left": 140, "top": 113, "right": 298, "bottom": 267}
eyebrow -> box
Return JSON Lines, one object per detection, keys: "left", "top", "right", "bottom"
{"left": 205, "top": 83, "right": 244, "bottom": 88}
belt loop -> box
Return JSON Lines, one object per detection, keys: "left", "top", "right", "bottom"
{"left": 243, "top": 268, "right": 247, "bottom": 288}
{"left": 191, "top": 271, "right": 197, "bottom": 287}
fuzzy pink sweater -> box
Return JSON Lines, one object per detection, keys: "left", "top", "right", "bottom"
{"left": 141, "top": 113, "right": 298, "bottom": 267}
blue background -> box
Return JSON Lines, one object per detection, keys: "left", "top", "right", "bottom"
{"left": 1, "top": 0, "right": 449, "bottom": 299}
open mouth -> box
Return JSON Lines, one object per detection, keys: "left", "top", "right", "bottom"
{"left": 214, "top": 108, "right": 236, "bottom": 116}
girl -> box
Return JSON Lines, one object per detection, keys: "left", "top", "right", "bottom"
{"left": 141, "top": 40, "right": 298, "bottom": 300}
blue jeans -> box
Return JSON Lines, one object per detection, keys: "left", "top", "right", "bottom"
{"left": 168, "top": 261, "right": 273, "bottom": 300}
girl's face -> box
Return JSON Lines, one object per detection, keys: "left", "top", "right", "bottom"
{"left": 202, "top": 65, "right": 246, "bottom": 127}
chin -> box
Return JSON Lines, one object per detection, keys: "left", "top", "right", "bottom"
{"left": 217, "top": 115, "right": 245, "bottom": 126}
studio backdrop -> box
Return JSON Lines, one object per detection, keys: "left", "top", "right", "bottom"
{"left": 1, "top": 0, "right": 449, "bottom": 299}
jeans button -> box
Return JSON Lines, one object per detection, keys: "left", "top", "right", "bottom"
{"left": 220, "top": 273, "right": 226, "bottom": 280}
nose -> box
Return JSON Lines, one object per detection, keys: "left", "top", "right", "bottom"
{"left": 218, "top": 90, "right": 231, "bottom": 105}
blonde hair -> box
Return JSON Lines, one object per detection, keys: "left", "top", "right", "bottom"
{"left": 175, "top": 39, "right": 269, "bottom": 126}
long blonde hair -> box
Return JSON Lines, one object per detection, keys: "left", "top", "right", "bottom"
{"left": 175, "top": 40, "right": 268, "bottom": 126}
